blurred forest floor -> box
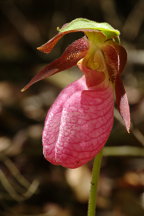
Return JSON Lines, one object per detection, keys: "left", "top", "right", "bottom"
{"left": 0, "top": 0, "right": 144, "bottom": 216}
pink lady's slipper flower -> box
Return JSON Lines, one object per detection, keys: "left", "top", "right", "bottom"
{"left": 22, "top": 18, "right": 130, "bottom": 168}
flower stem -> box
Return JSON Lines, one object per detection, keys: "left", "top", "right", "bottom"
{"left": 87, "top": 150, "right": 103, "bottom": 216}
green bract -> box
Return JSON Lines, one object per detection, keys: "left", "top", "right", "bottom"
{"left": 58, "top": 18, "right": 120, "bottom": 40}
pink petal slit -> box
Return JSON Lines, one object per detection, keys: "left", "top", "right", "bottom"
{"left": 42, "top": 77, "right": 114, "bottom": 168}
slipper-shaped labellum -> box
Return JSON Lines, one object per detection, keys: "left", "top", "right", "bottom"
{"left": 22, "top": 18, "right": 130, "bottom": 168}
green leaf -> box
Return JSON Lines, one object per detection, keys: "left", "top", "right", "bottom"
{"left": 58, "top": 18, "right": 120, "bottom": 39}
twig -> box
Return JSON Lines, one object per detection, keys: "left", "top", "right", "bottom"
{"left": 0, "top": 1, "right": 41, "bottom": 45}
{"left": 0, "top": 170, "right": 27, "bottom": 201}
{"left": 2, "top": 156, "right": 30, "bottom": 188}
{"left": 114, "top": 108, "right": 144, "bottom": 146}
{"left": 128, "top": 49, "right": 144, "bottom": 65}
{"left": 1, "top": 211, "right": 50, "bottom": 216}
{"left": 99, "top": 0, "right": 122, "bottom": 29}
{"left": 122, "top": 0, "right": 144, "bottom": 40}
{"left": 0, "top": 170, "right": 39, "bottom": 201}
{"left": 103, "top": 146, "right": 144, "bottom": 157}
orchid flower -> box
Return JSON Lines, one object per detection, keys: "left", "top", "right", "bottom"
{"left": 22, "top": 18, "right": 130, "bottom": 168}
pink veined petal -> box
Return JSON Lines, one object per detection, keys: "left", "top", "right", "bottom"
{"left": 21, "top": 37, "right": 88, "bottom": 92}
{"left": 42, "top": 77, "right": 114, "bottom": 168}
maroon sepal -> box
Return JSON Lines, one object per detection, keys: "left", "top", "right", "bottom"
{"left": 21, "top": 37, "right": 88, "bottom": 91}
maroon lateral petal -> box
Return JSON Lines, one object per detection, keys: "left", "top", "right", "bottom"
{"left": 102, "top": 42, "right": 130, "bottom": 131}
{"left": 116, "top": 44, "right": 127, "bottom": 74}
{"left": 102, "top": 43, "right": 127, "bottom": 81}
{"left": 21, "top": 37, "right": 89, "bottom": 91}
{"left": 115, "top": 76, "right": 130, "bottom": 132}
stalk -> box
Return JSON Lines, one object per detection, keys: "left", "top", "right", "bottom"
{"left": 87, "top": 150, "right": 103, "bottom": 216}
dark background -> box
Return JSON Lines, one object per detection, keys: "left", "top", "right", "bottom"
{"left": 0, "top": 0, "right": 144, "bottom": 216}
